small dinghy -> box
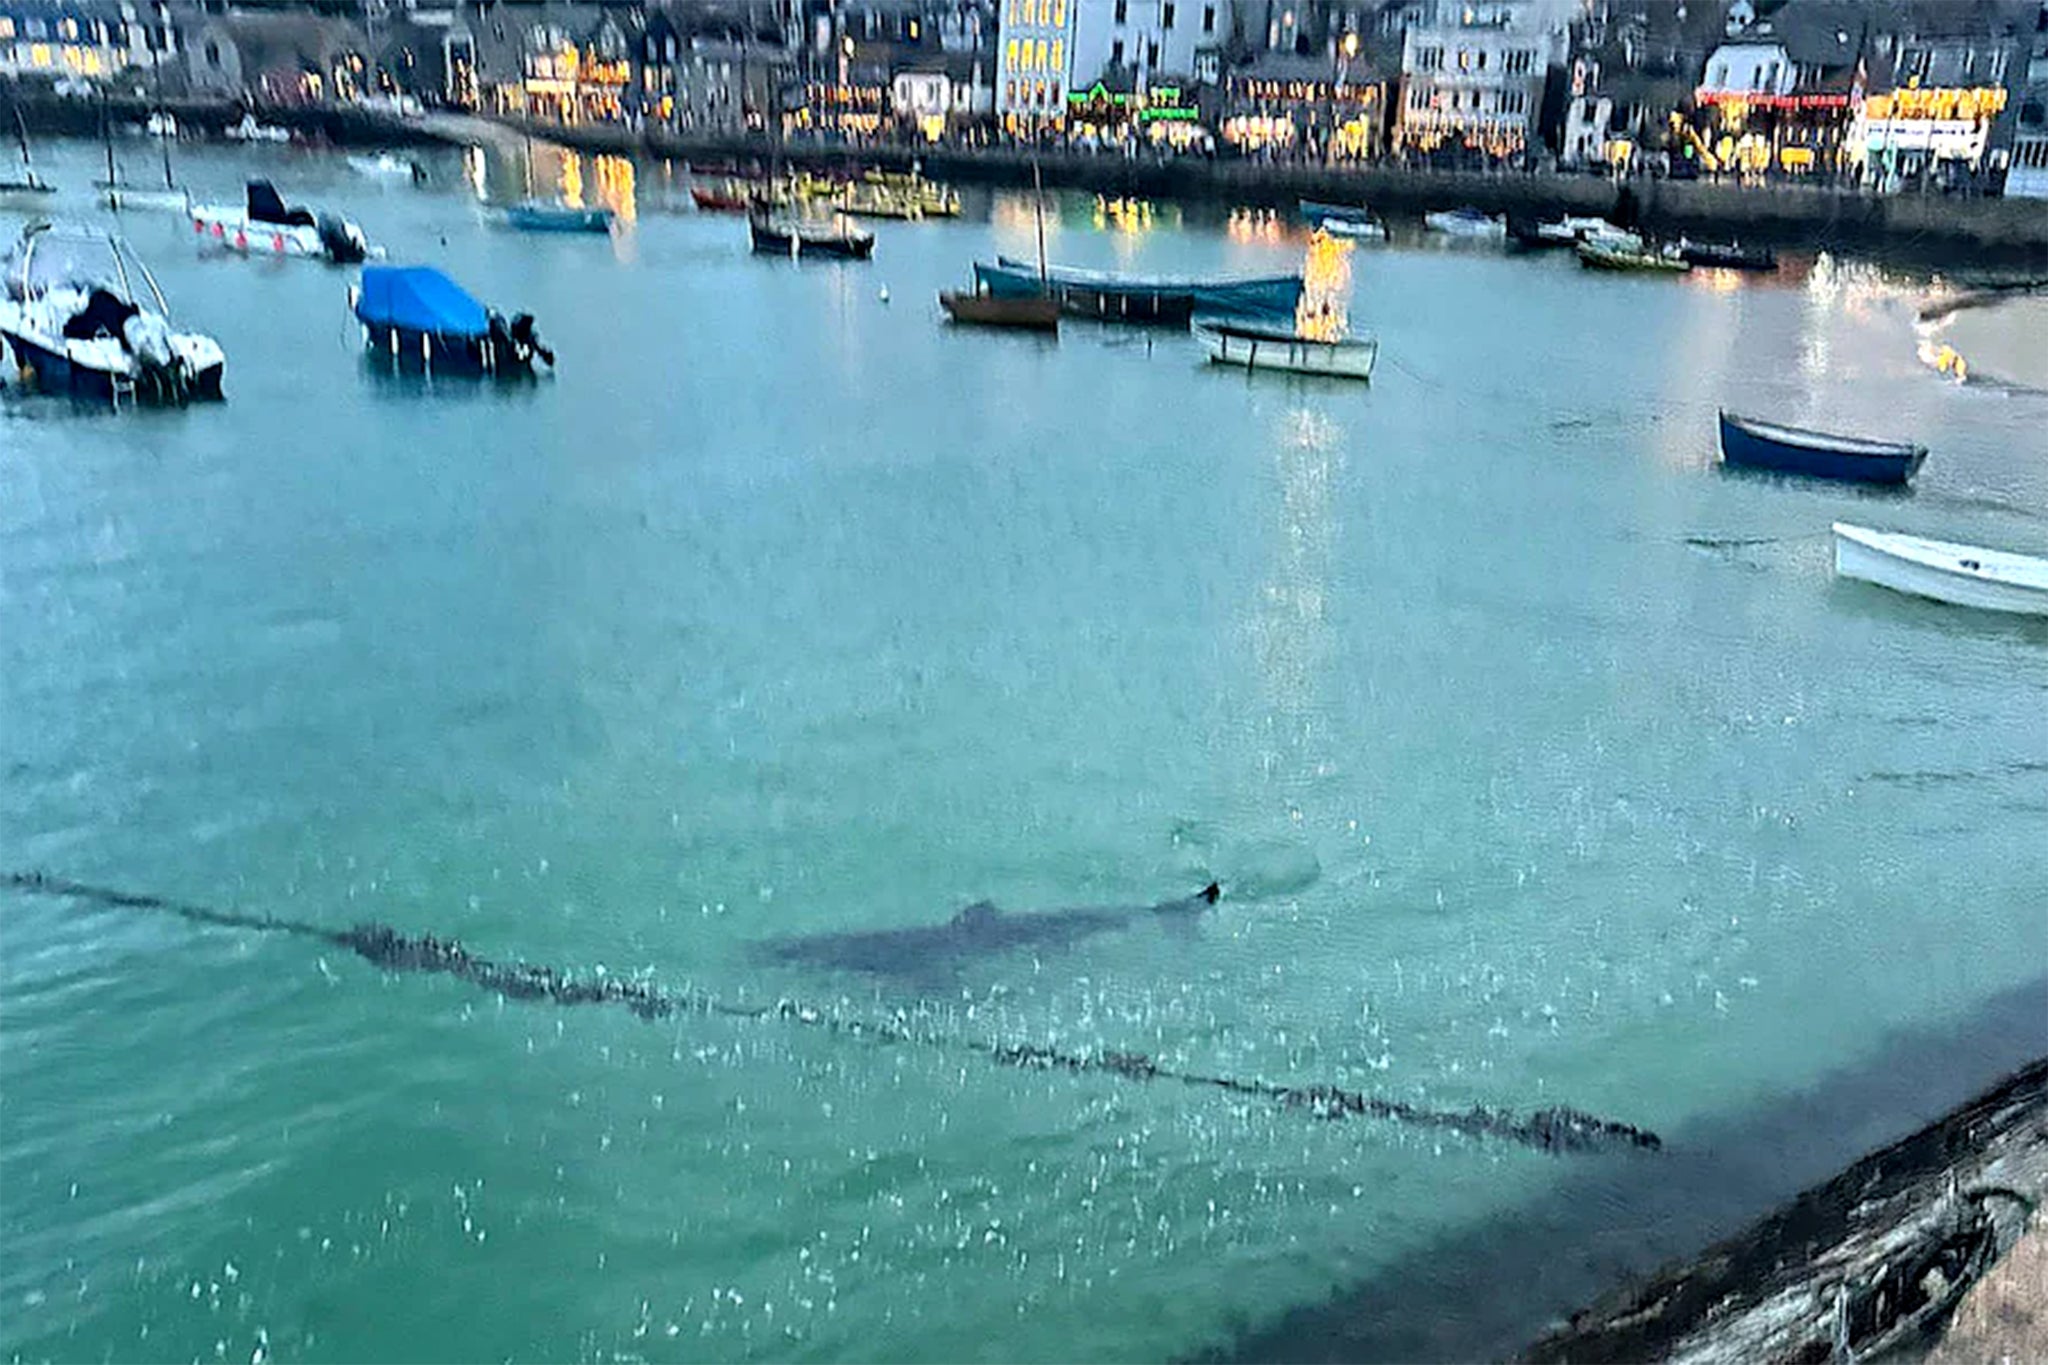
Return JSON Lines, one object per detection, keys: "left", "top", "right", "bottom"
{"left": 1298, "top": 200, "right": 1385, "bottom": 239}
{"left": 192, "top": 180, "right": 374, "bottom": 263}
{"left": 1678, "top": 238, "right": 1776, "bottom": 271}
{"left": 1833, "top": 523, "right": 2048, "bottom": 617}
{"left": 349, "top": 153, "right": 427, "bottom": 182}
{"left": 502, "top": 200, "right": 614, "bottom": 233}
{"left": 350, "top": 265, "right": 553, "bottom": 377}
{"left": 0, "top": 221, "right": 224, "bottom": 404}
{"left": 1194, "top": 317, "right": 1379, "bottom": 381}
{"left": 1719, "top": 411, "right": 1927, "bottom": 485}
{"left": 939, "top": 288, "right": 1059, "bottom": 331}
{"left": 1577, "top": 239, "right": 1688, "bottom": 273}
{"left": 1424, "top": 207, "right": 1506, "bottom": 239}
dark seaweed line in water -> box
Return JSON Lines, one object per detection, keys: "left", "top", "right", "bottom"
{"left": 4, "top": 872, "right": 1661, "bottom": 1157}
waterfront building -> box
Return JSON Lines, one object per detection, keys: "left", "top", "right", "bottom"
{"left": 995, "top": 0, "right": 1075, "bottom": 131}
{"left": 1846, "top": 0, "right": 2031, "bottom": 192}
{"left": 1219, "top": 45, "right": 1393, "bottom": 158}
{"left": 1559, "top": 0, "right": 1730, "bottom": 172}
{"left": 2010, "top": 0, "right": 2048, "bottom": 196}
{"left": 1690, "top": 0, "right": 1871, "bottom": 178}
{"left": 2, "top": 0, "right": 173, "bottom": 83}
{"left": 1393, "top": 0, "right": 1572, "bottom": 162}
{"left": 184, "top": 12, "right": 367, "bottom": 102}
{"left": 890, "top": 50, "right": 993, "bottom": 138}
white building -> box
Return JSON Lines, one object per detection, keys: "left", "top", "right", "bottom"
{"left": 1069, "top": 0, "right": 1225, "bottom": 89}
{"left": 996, "top": 0, "right": 1074, "bottom": 127}
{"left": 1697, "top": 39, "right": 1796, "bottom": 97}
{"left": 1395, "top": 0, "right": 1571, "bottom": 158}
{"left": 996, "top": 0, "right": 1227, "bottom": 129}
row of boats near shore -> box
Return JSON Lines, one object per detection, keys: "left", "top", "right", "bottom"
{"left": 1298, "top": 199, "right": 1777, "bottom": 274}
{"left": 4, "top": 160, "right": 2041, "bottom": 618}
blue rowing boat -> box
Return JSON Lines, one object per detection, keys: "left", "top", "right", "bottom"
{"left": 501, "top": 201, "right": 614, "bottom": 234}
{"left": 1718, "top": 411, "right": 1927, "bottom": 485}
{"left": 975, "top": 256, "right": 1301, "bottom": 324}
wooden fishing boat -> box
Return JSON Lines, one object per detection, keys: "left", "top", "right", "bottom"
{"left": 1719, "top": 411, "right": 1927, "bottom": 485}
{"left": 1194, "top": 318, "right": 1378, "bottom": 381}
{"left": 1832, "top": 523, "right": 2048, "bottom": 617}
{"left": 748, "top": 207, "right": 875, "bottom": 260}
{"left": 977, "top": 257, "right": 1303, "bottom": 325}
{"left": 690, "top": 183, "right": 750, "bottom": 213}
{"left": 1677, "top": 238, "right": 1778, "bottom": 271}
{"left": 940, "top": 290, "right": 1060, "bottom": 330}
{"left": 1577, "top": 240, "right": 1689, "bottom": 273}
{"left": 837, "top": 184, "right": 923, "bottom": 220}
{"left": 502, "top": 201, "right": 614, "bottom": 233}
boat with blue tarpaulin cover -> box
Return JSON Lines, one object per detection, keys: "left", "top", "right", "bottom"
{"left": 350, "top": 265, "right": 552, "bottom": 376}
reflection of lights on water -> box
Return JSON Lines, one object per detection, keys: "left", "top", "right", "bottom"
{"left": 1227, "top": 207, "right": 1285, "bottom": 245}
{"left": 1093, "top": 195, "right": 1155, "bottom": 234}
{"left": 1251, "top": 406, "right": 1342, "bottom": 781}
{"left": 594, "top": 154, "right": 636, "bottom": 223}
{"left": 1919, "top": 337, "right": 1971, "bottom": 383}
{"left": 1687, "top": 266, "right": 1743, "bottom": 293}
{"left": 1296, "top": 229, "right": 1352, "bottom": 341}
{"left": 464, "top": 145, "right": 487, "bottom": 201}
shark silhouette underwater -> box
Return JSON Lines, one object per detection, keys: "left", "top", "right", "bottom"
{"left": 1, "top": 871, "right": 1663, "bottom": 1156}
{"left": 752, "top": 882, "right": 1223, "bottom": 982}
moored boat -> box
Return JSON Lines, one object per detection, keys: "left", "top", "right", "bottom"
{"left": 939, "top": 289, "right": 1060, "bottom": 330}
{"left": 349, "top": 153, "right": 427, "bottom": 183}
{"left": 0, "top": 221, "right": 224, "bottom": 404}
{"left": 748, "top": 206, "right": 875, "bottom": 260}
{"left": 1194, "top": 317, "right": 1378, "bottom": 380}
{"left": 1718, "top": 411, "right": 1927, "bottom": 485}
{"left": 690, "top": 182, "right": 751, "bottom": 212}
{"left": 223, "top": 113, "right": 289, "bottom": 144}
{"left": 350, "top": 264, "right": 553, "bottom": 376}
{"left": 979, "top": 256, "right": 1303, "bottom": 324}
{"left": 191, "top": 180, "right": 374, "bottom": 263}
{"left": 1677, "top": 238, "right": 1777, "bottom": 271}
{"left": 1424, "top": 207, "right": 1507, "bottom": 239}
{"left": 1577, "top": 239, "right": 1688, "bottom": 273}
{"left": 1832, "top": 523, "right": 2048, "bottom": 617}
{"left": 502, "top": 200, "right": 614, "bottom": 233}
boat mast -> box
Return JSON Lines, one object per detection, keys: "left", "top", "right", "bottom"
{"left": 13, "top": 107, "right": 33, "bottom": 178}
{"left": 100, "top": 90, "right": 117, "bottom": 188}
{"left": 1031, "top": 157, "right": 1048, "bottom": 290}
{"left": 152, "top": 27, "right": 174, "bottom": 189}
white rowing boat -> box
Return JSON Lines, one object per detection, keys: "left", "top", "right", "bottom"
{"left": 1194, "top": 319, "right": 1379, "bottom": 380}
{"left": 1832, "top": 523, "right": 2048, "bottom": 617}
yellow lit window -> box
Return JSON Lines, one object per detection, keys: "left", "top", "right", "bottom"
{"left": 1054, "top": 0, "right": 1066, "bottom": 27}
{"left": 1051, "top": 38, "right": 1063, "bottom": 70}
{"left": 31, "top": 43, "right": 51, "bottom": 66}
{"left": 0, "top": 17, "right": 14, "bottom": 38}
{"left": 1006, "top": 38, "right": 1018, "bottom": 71}
{"left": 58, "top": 17, "right": 77, "bottom": 39}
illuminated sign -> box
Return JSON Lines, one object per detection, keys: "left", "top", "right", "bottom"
{"left": 1695, "top": 89, "right": 1849, "bottom": 110}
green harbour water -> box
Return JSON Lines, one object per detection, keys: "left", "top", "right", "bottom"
{"left": 3, "top": 138, "right": 2047, "bottom": 1362}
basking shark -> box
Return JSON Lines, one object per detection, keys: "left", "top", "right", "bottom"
{"left": 753, "top": 883, "right": 1222, "bottom": 981}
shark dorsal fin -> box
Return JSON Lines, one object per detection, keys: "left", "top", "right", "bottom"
{"left": 952, "top": 900, "right": 1001, "bottom": 928}
{"left": 1200, "top": 882, "right": 1221, "bottom": 904}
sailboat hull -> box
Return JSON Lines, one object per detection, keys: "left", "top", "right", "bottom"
{"left": 100, "top": 186, "right": 189, "bottom": 212}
